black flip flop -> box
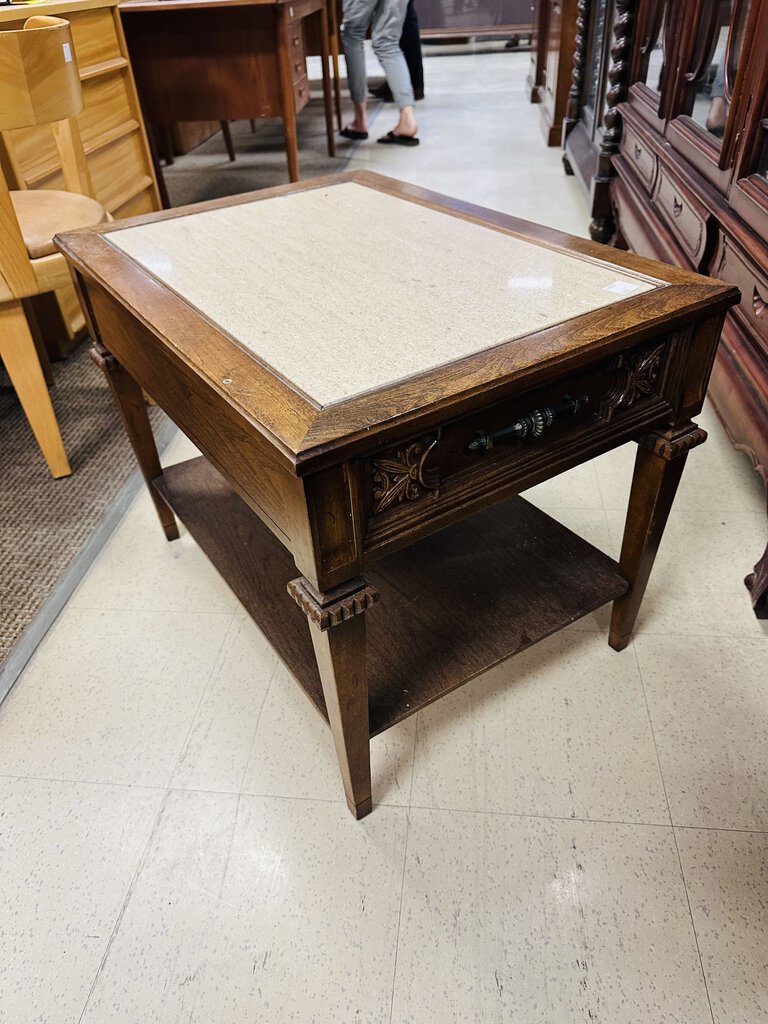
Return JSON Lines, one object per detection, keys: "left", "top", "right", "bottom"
{"left": 340, "top": 126, "right": 369, "bottom": 140}
{"left": 377, "top": 131, "right": 419, "bottom": 147}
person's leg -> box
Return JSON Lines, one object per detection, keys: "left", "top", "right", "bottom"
{"left": 341, "top": 0, "right": 378, "bottom": 131}
{"left": 371, "top": 0, "right": 418, "bottom": 137}
{"left": 399, "top": 0, "right": 423, "bottom": 96}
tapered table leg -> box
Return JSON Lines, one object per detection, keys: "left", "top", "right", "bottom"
{"left": 609, "top": 423, "right": 707, "bottom": 651}
{"left": 288, "top": 575, "right": 379, "bottom": 818}
{"left": 0, "top": 301, "right": 71, "bottom": 479}
{"left": 90, "top": 341, "right": 179, "bottom": 541}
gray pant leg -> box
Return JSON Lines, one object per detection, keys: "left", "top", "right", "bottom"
{"left": 341, "top": 0, "right": 378, "bottom": 104}
{"left": 371, "top": 0, "right": 414, "bottom": 108}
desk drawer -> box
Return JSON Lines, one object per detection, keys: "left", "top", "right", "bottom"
{"left": 362, "top": 339, "right": 677, "bottom": 552}
{"left": 288, "top": 22, "right": 306, "bottom": 82}
{"left": 293, "top": 74, "right": 311, "bottom": 112}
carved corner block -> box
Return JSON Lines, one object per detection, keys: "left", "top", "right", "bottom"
{"left": 642, "top": 425, "right": 707, "bottom": 461}
{"left": 288, "top": 575, "right": 380, "bottom": 631}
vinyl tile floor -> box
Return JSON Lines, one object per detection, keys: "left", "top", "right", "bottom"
{"left": 2, "top": 50, "right": 768, "bottom": 1024}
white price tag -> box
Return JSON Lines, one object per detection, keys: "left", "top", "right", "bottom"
{"left": 604, "top": 280, "right": 643, "bottom": 295}
{"left": 62, "top": 41, "right": 73, "bottom": 62}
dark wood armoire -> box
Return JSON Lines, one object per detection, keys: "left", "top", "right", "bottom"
{"left": 563, "top": 0, "right": 768, "bottom": 617}
{"left": 528, "top": 0, "right": 580, "bottom": 145}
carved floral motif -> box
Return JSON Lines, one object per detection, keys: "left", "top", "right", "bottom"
{"left": 600, "top": 343, "right": 665, "bottom": 420}
{"left": 371, "top": 433, "right": 440, "bottom": 515}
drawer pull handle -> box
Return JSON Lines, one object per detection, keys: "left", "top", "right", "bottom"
{"left": 468, "top": 394, "right": 589, "bottom": 452}
{"left": 293, "top": 35, "right": 300, "bottom": 45}
{"left": 633, "top": 143, "right": 641, "bottom": 160}
{"left": 753, "top": 285, "right": 768, "bottom": 320}
{"left": 673, "top": 196, "right": 683, "bottom": 217}
{"left": 295, "top": 61, "right": 302, "bottom": 72}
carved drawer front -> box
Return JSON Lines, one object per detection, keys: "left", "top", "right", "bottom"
{"left": 714, "top": 233, "right": 768, "bottom": 352}
{"left": 620, "top": 122, "right": 657, "bottom": 194}
{"left": 363, "top": 340, "right": 675, "bottom": 548}
{"left": 652, "top": 167, "right": 709, "bottom": 266}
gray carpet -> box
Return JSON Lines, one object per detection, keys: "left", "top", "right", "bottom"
{"left": 163, "top": 96, "right": 361, "bottom": 206}
{"left": 0, "top": 343, "right": 167, "bottom": 661}
{"left": 0, "top": 96, "right": 359, "bottom": 669}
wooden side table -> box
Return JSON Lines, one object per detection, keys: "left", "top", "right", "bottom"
{"left": 120, "top": 0, "right": 335, "bottom": 185}
{"left": 57, "top": 171, "right": 739, "bottom": 818}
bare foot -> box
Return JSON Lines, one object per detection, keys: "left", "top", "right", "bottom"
{"left": 349, "top": 100, "right": 367, "bottom": 134}
{"left": 393, "top": 104, "right": 418, "bottom": 138}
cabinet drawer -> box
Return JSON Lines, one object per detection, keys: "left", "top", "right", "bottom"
{"left": 652, "top": 166, "right": 709, "bottom": 267}
{"left": 620, "top": 122, "right": 657, "bottom": 194}
{"left": 362, "top": 339, "right": 677, "bottom": 551}
{"left": 288, "top": 22, "right": 306, "bottom": 82}
{"left": 713, "top": 233, "right": 768, "bottom": 354}
{"left": 293, "top": 74, "right": 310, "bottom": 112}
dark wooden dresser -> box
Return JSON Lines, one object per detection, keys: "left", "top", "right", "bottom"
{"left": 566, "top": 0, "right": 768, "bottom": 616}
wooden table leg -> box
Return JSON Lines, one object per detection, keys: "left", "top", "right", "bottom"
{"left": 288, "top": 575, "right": 379, "bottom": 818}
{"left": 90, "top": 341, "right": 179, "bottom": 541}
{"left": 328, "top": 0, "right": 342, "bottom": 129}
{"left": 220, "top": 120, "right": 236, "bottom": 162}
{"left": 277, "top": 9, "right": 300, "bottom": 182}
{"left": 319, "top": 1, "right": 336, "bottom": 156}
{"left": 609, "top": 423, "right": 707, "bottom": 651}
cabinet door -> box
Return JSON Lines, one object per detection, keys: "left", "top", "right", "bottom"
{"left": 667, "top": 0, "right": 760, "bottom": 189}
{"left": 581, "top": 0, "right": 612, "bottom": 144}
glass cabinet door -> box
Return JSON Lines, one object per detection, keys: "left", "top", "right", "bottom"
{"left": 636, "top": 0, "right": 666, "bottom": 94}
{"left": 686, "top": 0, "right": 754, "bottom": 143}
{"left": 582, "top": 0, "right": 611, "bottom": 140}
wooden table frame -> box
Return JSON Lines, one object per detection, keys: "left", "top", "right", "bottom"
{"left": 57, "top": 171, "right": 739, "bottom": 818}
{"left": 120, "top": 0, "right": 336, "bottom": 186}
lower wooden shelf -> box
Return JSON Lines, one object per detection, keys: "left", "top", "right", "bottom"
{"left": 155, "top": 458, "right": 629, "bottom": 736}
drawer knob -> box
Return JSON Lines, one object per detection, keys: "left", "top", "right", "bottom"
{"left": 633, "top": 143, "right": 641, "bottom": 160}
{"left": 753, "top": 285, "right": 768, "bottom": 320}
{"left": 468, "top": 394, "right": 589, "bottom": 452}
{"left": 673, "top": 196, "right": 683, "bottom": 217}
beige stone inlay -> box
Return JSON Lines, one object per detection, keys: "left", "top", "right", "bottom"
{"left": 108, "top": 182, "right": 659, "bottom": 406}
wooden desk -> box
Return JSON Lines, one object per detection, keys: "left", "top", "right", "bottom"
{"left": 119, "top": 0, "right": 335, "bottom": 185}
{"left": 57, "top": 171, "right": 739, "bottom": 818}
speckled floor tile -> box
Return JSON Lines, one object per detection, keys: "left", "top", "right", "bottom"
{"left": 636, "top": 635, "right": 768, "bottom": 830}
{"left": 677, "top": 827, "right": 768, "bottom": 1024}
{"left": 242, "top": 661, "right": 416, "bottom": 806}
{"left": 170, "top": 613, "right": 279, "bottom": 793}
{"left": 80, "top": 790, "right": 407, "bottom": 1024}
{"left": 391, "top": 809, "right": 710, "bottom": 1024}
{"left": 69, "top": 487, "right": 240, "bottom": 615}
{"left": 604, "top": 508, "right": 767, "bottom": 639}
{"left": 410, "top": 630, "right": 668, "bottom": 822}
{"left": 0, "top": 776, "right": 163, "bottom": 1024}
{"left": 345, "top": 52, "right": 590, "bottom": 237}
{"left": 594, "top": 428, "right": 764, "bottom": 515}
{"left": 0, "top": 607, "right": 233, "bottom": 786}
{"left": 524, "top": 460, "right": 605, "bottom": 511}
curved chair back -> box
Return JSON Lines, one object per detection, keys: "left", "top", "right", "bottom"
{"left": 0, "top": 15, "right": 83, "bottom": 132}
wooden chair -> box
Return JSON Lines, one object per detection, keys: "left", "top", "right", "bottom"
{"left": 0, "top": 15, "right": 109, "bottom": 478}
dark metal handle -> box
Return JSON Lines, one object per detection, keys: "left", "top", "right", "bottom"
{"left": 468, "top": 394, "right": 589, "bottom": 452}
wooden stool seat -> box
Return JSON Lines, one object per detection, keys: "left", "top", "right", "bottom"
{"left": 10, "top": 189, "right": 106, "bottom": 259}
